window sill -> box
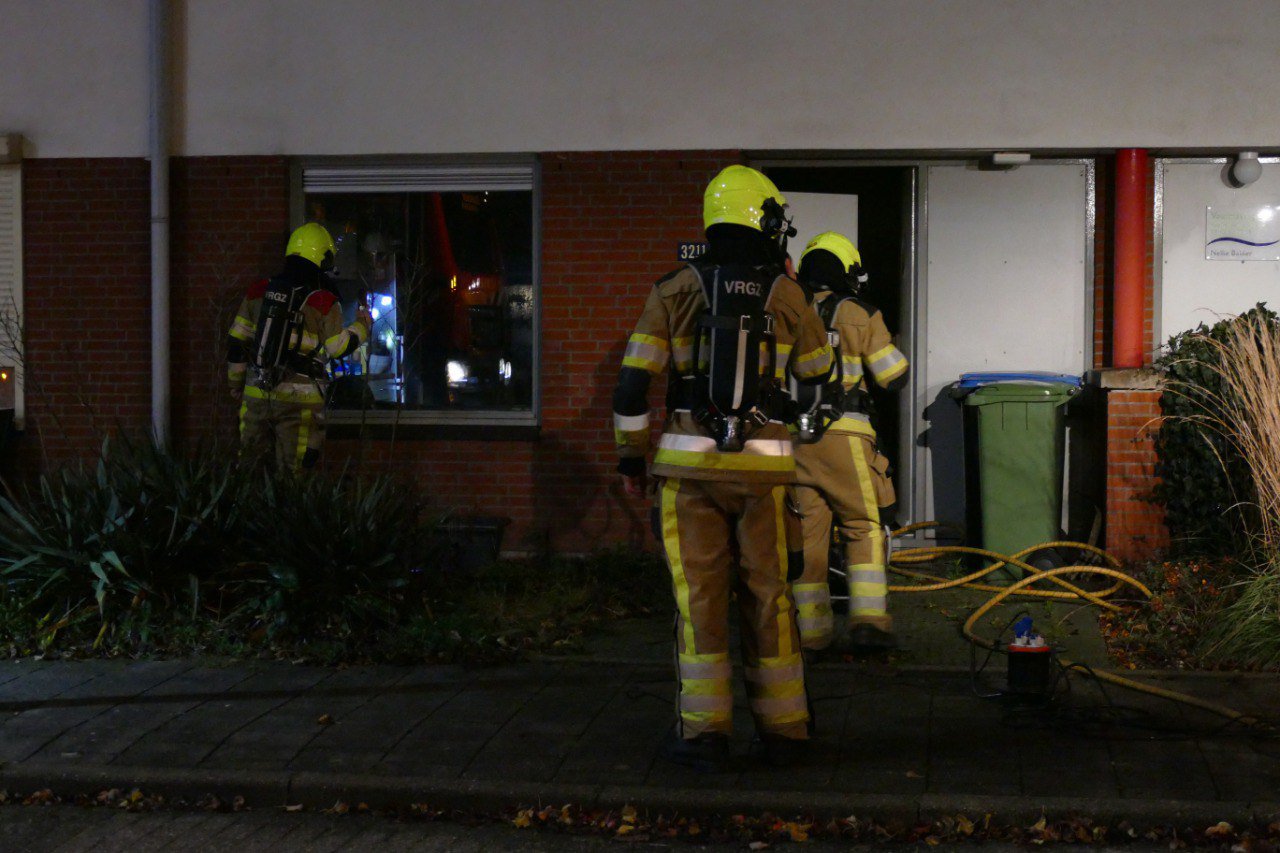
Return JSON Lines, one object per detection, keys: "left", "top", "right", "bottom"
{"left": 326, "top": 412, "right": 540, "bottom": 442}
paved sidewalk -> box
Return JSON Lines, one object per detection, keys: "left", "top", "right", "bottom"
{"left": 0, "top": 634, "right": 1277, "bottom": 825}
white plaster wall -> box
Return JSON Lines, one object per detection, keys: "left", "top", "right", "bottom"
{"left": 4, "top": 0, "right": 1280, "bottom": 157}
{"left": 1160, "top": 161, "right": 1280, "bottom": 345}
{"left": 0, "top": 0, "right": 150, "bottom": 157}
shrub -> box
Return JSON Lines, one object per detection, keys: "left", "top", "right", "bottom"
{"left": 1155, "top": 303, "right": 1278, "bottom": 555}
{"left": 0, "top": 438, "right": 444, "bottom": 650}
{"left": 232, "top": 467, "right": 439, "bottom": 637}
{"left": 0, "top": 437, "right": 245, "bottom": 636}
{"left": 0, "top": 436, "right": 665, "bottom": 663}
{"left": 1183, "top": 310, "right": 1280, "bottom": 668}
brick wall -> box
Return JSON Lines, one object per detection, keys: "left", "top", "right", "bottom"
{"left": 1093, "top": 156, "right": 1112, "bottom": 369}
{"left": 11, "top": 152, "right": 740, "bottom": 556}
{"left": 1092, "top": 155, "right": 1157, "bottom": 369}
{"left": 1098, "top": 152, "right": 1168, "bottom": 564}
{"left": 12, "top": 151, "right": 1171, "bottom": 562}
{"left": 1104, "top": 388, "right": 1168, "bottom": 562}
{"left": 170, "top": 157, "right": 290, "bottom": 450}
{"left": 12, "top": 159, "right": 152, "bottom": 476}
{"left": 325, "top": 151, "right": 741, "bottom": 552}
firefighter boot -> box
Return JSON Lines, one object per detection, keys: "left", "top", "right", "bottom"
{"left": 662, "top": 731, "right": 732, "bottom": 774}
{"left": 846, "top": 622, "right": 897, "bottom": 652}
{"left": 751, "top": 733, "right": 810, "bottom": 769}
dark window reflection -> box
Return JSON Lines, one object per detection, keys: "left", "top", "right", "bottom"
{"left": 309, "top": 190, "right": 534, "bottom": 412}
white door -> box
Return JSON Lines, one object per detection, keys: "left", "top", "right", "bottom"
{"left": 917, "top": 163, "right": 1091, "bottom": 529}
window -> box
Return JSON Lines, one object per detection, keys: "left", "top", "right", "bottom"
{"left": 0, "top": 162, "right": 22, "bottom": 429}
{"left": 300, "top": 162, "right": 537, "bottom": 424}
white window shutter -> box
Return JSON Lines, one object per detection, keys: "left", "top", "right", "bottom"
{"left": 0, "top": 164, "right": 23, "bottom": 429}
{"left": 303, "top": 163, "right": 534, "bottom": 193}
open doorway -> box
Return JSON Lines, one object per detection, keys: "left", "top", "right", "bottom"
{"left": 763, "top": 165, "right": 915, "bottom": 516}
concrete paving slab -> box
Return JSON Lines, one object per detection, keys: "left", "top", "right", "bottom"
{"left": 0, "top": 590, "right": 1277, "bottom": 827}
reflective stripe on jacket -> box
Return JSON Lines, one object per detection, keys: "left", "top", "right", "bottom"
{"left": 613, "top": 265, "right": 834, "bottom": 484}
{"left": 814, "top": 291, "right": 909, "bottom": 435}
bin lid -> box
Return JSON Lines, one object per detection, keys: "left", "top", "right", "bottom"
{"left": 963, "top": 380, "right": 1078, "bottom": 405}
{"left": 956, "top": 371, "right": 1082, "bottom": 389}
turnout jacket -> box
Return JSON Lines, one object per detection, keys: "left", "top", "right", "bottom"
{"left": 613, "top": 264, "right": 835, "bottom": 484}
{"left": 812, "top": 291, "right": 909, "bottom": 437}
{"left": 227, "top": 279, "right": 370, "bottom": 405}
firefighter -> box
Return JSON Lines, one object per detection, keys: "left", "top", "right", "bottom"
{"left": 612, "top": 165, "right": 834, "bottom": 771}
{"left": 789, "top": 231, "right": 908, "bottom": 653}
{"left": 226, "top": 223, "right": 371, "bottom": 472}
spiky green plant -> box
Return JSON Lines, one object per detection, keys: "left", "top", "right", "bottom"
{"left": 0, "top": 436, "right": 245, "bottom": 635}
{"left": 232, "top": 466, "right": 439, "bottom": 636}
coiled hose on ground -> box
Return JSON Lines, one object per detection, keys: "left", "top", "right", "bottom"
{"left": 879, "top": 522, "right": 1265, "bottom": 728}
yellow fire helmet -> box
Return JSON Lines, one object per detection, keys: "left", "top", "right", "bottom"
{"left": 703, "top": 165, "right": 790, "bottom": 234}
{"left": 799, "top": 231, "right": 862, "bottom": 275}
{"left": 285, "top": 222, "right": 337, "bottom": 271}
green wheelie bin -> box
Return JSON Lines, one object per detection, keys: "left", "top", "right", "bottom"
{"left": 954, "top": 372, "right": 1081, "bottom": 583}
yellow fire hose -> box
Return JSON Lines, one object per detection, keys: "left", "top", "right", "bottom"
{"left": 883, "top": 523, "right": 1264, "bottom": 728}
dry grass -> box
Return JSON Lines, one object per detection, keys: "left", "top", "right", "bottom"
{"left": 1188, "top": 312, "right": 1280, "bottom": 666}
{"left": 1197, "top": 313, "right": 1280, "bottom": 548}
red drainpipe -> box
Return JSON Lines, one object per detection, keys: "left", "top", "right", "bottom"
{"left": 1113, "top": 148, "right": 1149, "bottom": 368}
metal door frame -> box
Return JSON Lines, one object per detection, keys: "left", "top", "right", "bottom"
{"left": 754, "top": 156, "right": 1096, "bottom": 546}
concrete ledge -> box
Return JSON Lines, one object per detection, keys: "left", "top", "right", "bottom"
{"left": 1086, "top": 367, "right": 1165, "bottom": 390}
{"left": 2, "top": 761, "right": 1277, "bottom": 826}
{"left": 916, "top": 793, "right": 1280, "bottom": 825}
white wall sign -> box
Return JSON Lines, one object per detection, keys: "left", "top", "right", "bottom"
{"left": 1206, "top": 205, "right": 1280, "bottom": 261}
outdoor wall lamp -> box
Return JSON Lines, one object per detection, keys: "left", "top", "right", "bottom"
{"left": 1229, "top": 151, "right": 1263, "bottom": 188}
{"left": 990, "top": 151, "right": 1031, "bottom": 168}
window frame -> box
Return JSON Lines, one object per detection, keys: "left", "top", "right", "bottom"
{"left": 291, "top": 156, "right": 541, "bottom": 429}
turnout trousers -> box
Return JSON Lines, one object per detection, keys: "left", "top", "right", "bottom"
{"left": 792, "top": 432, "right": 895, "bottom": 650}
{"left": 656, "top": 477, "right": 809, "bottom": 741}
{"left": 238, "top": 393, "right": 326, "bottom": 473}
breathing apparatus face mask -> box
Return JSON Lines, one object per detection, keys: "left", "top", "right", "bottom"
{"left": 759, "top": 197, "right": 797, "bottom": 261}
{"left": 844, "top": 262, "right": 869, "bottom": 295}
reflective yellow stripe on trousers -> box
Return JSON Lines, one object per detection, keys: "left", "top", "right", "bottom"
{"left": 792, "top": 581, "right": 833, "bottom": 646}
{"left": 661, "top": 479, "right": 732, "bottom": 733}
{"left": 295, "top": 408, "right": 312, "bottom": 471}
{"left": 770, "top": 486, "right": 794, "bottom": 659}
{"left": 847, "top": 436, "right": 887, "bottom": 618}
{"left": 744, "top": 653, "right": 808, "bottom": 728}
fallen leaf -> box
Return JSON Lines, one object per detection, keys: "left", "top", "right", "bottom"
{"left": 316, "top": 714, "right": 333, "bottom": 725}
{"left": 786, "top": 822, "right": 810, "bottom": 842}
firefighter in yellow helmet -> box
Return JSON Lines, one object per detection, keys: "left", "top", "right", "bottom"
{"left": 789, "top": 231, "right": 908, "bottom": 653}
{"left": 612, "top": 165, "right": 834, "bottom": 771}
{"left": 226, "top": 223, "right": 371, "bottom": 472}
